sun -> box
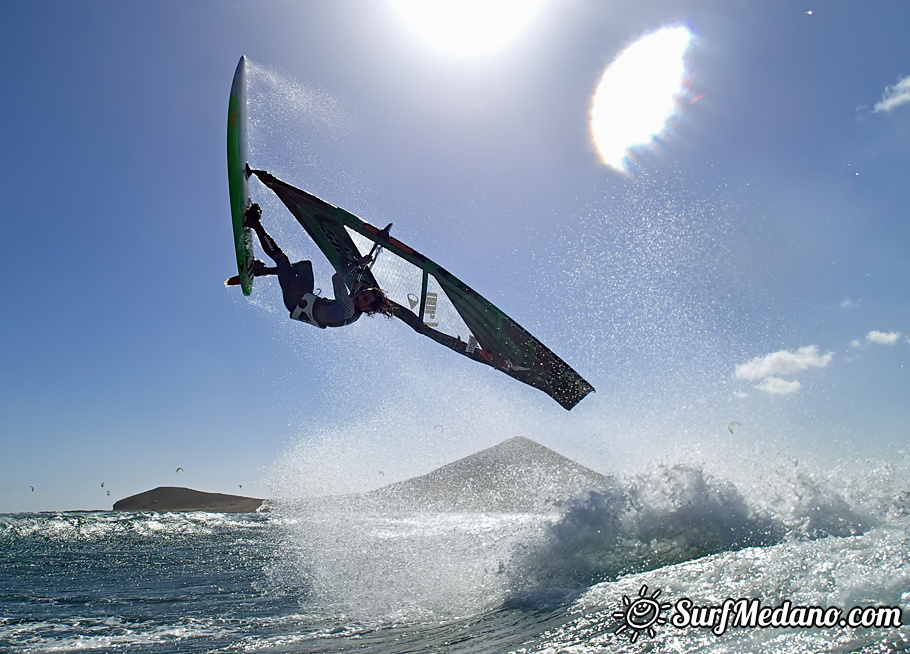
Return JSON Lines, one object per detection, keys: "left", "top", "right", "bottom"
{"left": 392, "top": 0, "right": 546, "bottom": 58}
{"left": 590, "top": 26, "right": 695, "bottom": 173}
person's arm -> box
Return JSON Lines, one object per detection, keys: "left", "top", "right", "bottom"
{"left": 331, "top": 271, "right": 356, "bottom": 319}
{"left": 330, "top": 255, "right": 372, "bottom": 318}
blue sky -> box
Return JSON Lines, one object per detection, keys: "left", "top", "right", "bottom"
{"left": 2, "top": 1, "right": 909, "bottom": 512}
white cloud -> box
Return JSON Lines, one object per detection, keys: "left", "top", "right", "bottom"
{"left": 734, "top": 345, "right": 834, "bottom": 381}
{"left": 866, "top": 330, "right": 902, "bottom": 345}
{"left": 839, "top": 298, "right": 858, "bottom": 310}
{"left": 874, "top": 75, "right": 910, "bottom": 113}
{"left": 755, "top": 377, "right": 801, "bottom": 395}
{"left": 850, "top": 339, "right": 862, "bottom": 349}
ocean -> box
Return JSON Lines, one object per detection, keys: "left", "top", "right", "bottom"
{"left": 3, "top": 458, "right": 910, "bottom": 653}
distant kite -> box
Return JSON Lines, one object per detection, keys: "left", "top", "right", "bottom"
{"left": 728, "top": 421, "right": 742, "bottom": 434}
{"left": 434, "top": 425, "right": 444, "bottom": 432}
{"left": 30, "top": 486, "right": 35, "bottom": 492}
{"left": 176, "top": 467, "right": 184, "bottom": 473}
{"left": 101, "top": 482, "right": 105, "bottom": 488}
{"left": 106, "top": 490, "right": 111, "bottom": 496}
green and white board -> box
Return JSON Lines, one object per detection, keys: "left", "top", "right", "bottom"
{"left": 227, "top": 55, "right": 254, "bottom": 295}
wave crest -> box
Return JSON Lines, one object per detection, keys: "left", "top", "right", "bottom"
{"left": 508, "top": 462, "right": 874, "bottom": 598}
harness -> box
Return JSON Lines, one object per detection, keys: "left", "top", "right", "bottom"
{"left": 290, "top": 293, "right": 326, "bottom": 329}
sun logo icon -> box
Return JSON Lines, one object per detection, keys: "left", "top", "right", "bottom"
{"left": 612, "top": 584, "right": 672, "bottom": 643}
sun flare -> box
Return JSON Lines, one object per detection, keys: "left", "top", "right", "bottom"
{"left": 590, "top": 26, "right": 695, "bottom": 173}
{"left": 393, "top": 0, "right": 546, "bottom": 58}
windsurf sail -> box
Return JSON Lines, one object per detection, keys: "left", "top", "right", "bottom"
{"left": 250, "top": 169, "right": 594, "bottom": 410}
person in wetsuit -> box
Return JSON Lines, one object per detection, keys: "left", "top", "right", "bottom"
{"left": 244, "top": 204, "right": 395, "bottom": 328}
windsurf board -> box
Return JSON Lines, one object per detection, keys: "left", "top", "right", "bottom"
{"left": 227, "top": 55, "right": 254, "bottom": 295}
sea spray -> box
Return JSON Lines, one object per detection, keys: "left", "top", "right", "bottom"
{"left": 260, "top": 436, "right": 903, "bottom": 623}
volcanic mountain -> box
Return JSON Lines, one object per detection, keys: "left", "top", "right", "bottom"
{"left": 358, "top": 436, "right": 610, "bottom": 512}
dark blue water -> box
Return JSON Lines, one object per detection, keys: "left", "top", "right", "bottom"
{"left": 0, "top": 511, "right": 566, "bottom": 653}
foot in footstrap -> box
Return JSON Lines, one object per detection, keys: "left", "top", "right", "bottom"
{"left": 243, "top": 203, "right": 262, "bottom": 229}
{"left": 252, "top": 260, "right": 276, "bottom": 276}
{"left": 225, "top": 260, "right": 273, "bottom": 287}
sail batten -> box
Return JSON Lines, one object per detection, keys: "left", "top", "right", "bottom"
{"left": 251, "top": 169, "right": 594, "bottom": 410}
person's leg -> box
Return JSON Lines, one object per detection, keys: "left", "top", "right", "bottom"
{"left": 244, "top": 205, "right": 308, "bottom": 312}
{"left": 291, "top": 260, "right": 315, "bottom": 290}
{"left": 245, "top": 205, "right": 290, "bottom": 268}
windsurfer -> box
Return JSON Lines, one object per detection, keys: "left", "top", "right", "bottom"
{"left": 244, "top": 204, "right": 394, "bottom": 328}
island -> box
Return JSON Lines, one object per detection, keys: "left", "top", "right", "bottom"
{"left": 113, "top": 486, "right": 265, "bottom": 513}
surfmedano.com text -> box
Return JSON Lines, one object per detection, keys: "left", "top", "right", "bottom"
{"left": 671, "top": 598, "right": 903, "bottom": 636}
